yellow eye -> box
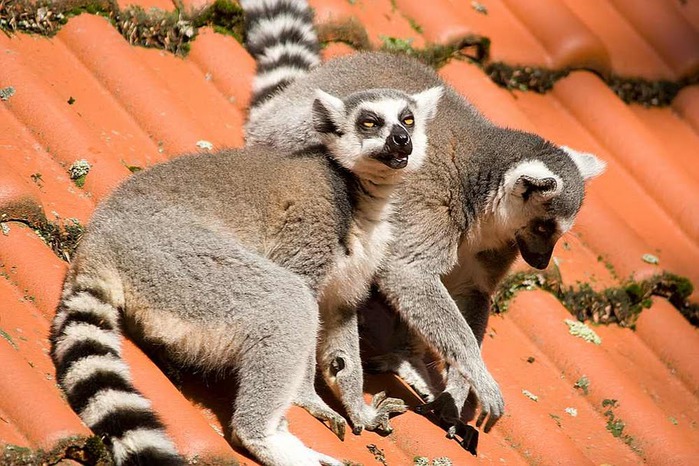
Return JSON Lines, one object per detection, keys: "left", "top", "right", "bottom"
{"left": 362, "top": 120, "right": 375, "bottom": 128}
{"left": 403, "top": 117, "right": 414, "bottom": 126}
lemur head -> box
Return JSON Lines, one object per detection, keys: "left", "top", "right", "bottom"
{"left": 492, "top": 134, "right": 606, "bottom": 269}
{"left": 311, "top": 86, "right": 443, "bottom": 179}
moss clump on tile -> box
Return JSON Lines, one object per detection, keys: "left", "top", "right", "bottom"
{"left": 115, "top": 5, "right": 196, "bottom": 55}
{"left": 493, "top": 269, "right": 699, "bottom": 328}
{"left": 379, "top": 35, "right": 489, "bottom": 69}
{"left": 607, "top": 75, "right": 681, "bottom": 107}
{"left": 601, "top": 399, "right": 643, "bottom": 455}
{"left": 192, "top": 0, "right": 244, "bottom": 42}
{"left": 573, "top": 375, "right": 590, "bottom": 395}
{"left": 69, "top": 159, "right": 91, "bottom": 188}
{"left": 0, "top": 86, "right": 16, "bottom": 101}
{"left": 565, "top": 318, "right": 602, "bottom": 344}
{"left": 0, "top": 328, "right": 17, "bottom": 349}
{"left": 34, "top": 217, "right": 85, "bottom": 262}
{"left": 1, "top": 436, "right": 112, "bottom": 465}
{"left": 485, "top": 62, "right": 569, "bottom": 93}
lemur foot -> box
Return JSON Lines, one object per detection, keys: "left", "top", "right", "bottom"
{"left": 351, "top": 391, "right": 408, "bottom": 435}
{"left": 295, "top": 395, "right": 347, "bottom": 441}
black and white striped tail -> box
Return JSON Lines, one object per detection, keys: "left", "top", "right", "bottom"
{"left": 50, "top": 289, "right": 183, "bottom": 465}
{"left": 241, "top": 0, "right": 321, "bottom": 108}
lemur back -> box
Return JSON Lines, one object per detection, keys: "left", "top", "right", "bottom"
{"left": 50, "top": 77, "right": 441, "bottom": 465}
{"left": 241, "top": 0, "right": 605, "bottom": 437}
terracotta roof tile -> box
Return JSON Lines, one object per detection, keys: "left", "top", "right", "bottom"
{"left": 1, "top": 1, "right": 698, "bottom": 464}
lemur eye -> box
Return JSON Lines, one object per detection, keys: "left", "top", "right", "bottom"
{"left": 536, "top": 225, "right": 548, "bottom": 234}
{"left": 361, "top": 120, "right": 376, "bottom": 128}
{"left": 403, "top": 116, "right": 414, "bottom": 126}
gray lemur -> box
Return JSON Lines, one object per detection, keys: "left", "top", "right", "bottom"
{"left": 49, "top": 80, "right": 442, "bottom": 464}
{"left": 240, "top": 0, "right": 605, "bottom": 436}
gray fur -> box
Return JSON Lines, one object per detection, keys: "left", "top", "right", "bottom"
{"left": 50, "top": 85, "right": 441, "bottom": 465}
{"left": 242, "top": 6, "right": 605, "bottom": 434}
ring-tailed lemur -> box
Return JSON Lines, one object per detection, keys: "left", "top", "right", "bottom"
{"left": 50, "top": 85, "right": 442, "bottom": 465}
{"left": 240, "top": 0, "right": 605, "bottom": 436}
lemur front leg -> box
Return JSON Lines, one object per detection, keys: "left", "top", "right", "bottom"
{"left": 418, "top": 290, "right": 491, "bottom": 430}
{"left": 377, "top": 267, "right": 504, "bottom": 432}
{"left": 294, "top": 349, "right": 348, "bottom": 440}
{"left": 318, "top": 305, "right": 408, "bottom": 435}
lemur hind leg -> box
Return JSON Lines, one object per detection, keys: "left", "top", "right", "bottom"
{"left": 294, "top": 349, "right": 348, "bottom": 440}
{"left": 318, "top": 305, "right": 408, "bottom": 435}
{"left": 229, "top": 274, "right": 341, "bottom": 466}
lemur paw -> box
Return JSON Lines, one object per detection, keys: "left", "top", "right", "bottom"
{"left": 472, "top": 373, "right": 504, "bottom": 433}
{"left": 351, "top": 391, "right": 408, "bottom": 435}
{"left": 295, "top": 395, "right": 347, "bottom": 441}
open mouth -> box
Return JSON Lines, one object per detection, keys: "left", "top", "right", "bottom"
{"left": 374, "top": 149, "right": 410, "bottom": 169}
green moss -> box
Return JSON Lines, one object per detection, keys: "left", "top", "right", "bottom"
{"left": 34, "top": 218, "right": 85, "bottom": 262}
{"left": 574, "top": 375, "right": 590, "bottom": 395}
{"left": 485, "top": 62, "right": 569, "bottom": 93}
{"left": 193, "top": 0, "right": 245, "bottom": 42}
{"left": 492, "top": 269, "right": 699, "bottom": 328}
{"left": 1, "top": 436, "right": 112, "bottom": 465}
{"left": 0, "top": 328, "right": 18, "bottom": 349}
{"left": 379, "top": 35, "right": 489, "bottom": 69}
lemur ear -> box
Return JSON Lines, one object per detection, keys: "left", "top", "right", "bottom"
{"left": 312, "top": 90, "right": 346, "bottom": 134}
{"left": 513, "top": 175, "right": 559, "bottom": 201}
{"left": 505, "top": 160, "right": 562, "bottom": 202}
{"left": 411, "top": 86, "right": 443, "bottom": 121}
{"left": 561, "top": 146, "right": 607, "bottom": 180}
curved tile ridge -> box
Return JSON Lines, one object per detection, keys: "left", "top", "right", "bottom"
{"left": 593, "top": 323, "right": 699, "bottom": 443}
{"left": 0, "top": 293, "right": 90, "bottom": 449}
{"left": 673, "top": 84, "right": 699, "bottom": 134}
{"left": 500, "top": 0, "right": 611, "bottom": 74}
{"left": 0, "top": 161, "right": 45, "bottom": 226}
{"left": 484, "top": 315, "right": 639, "bottom": 465}
{"left": 609, "top": 0, "right": 699, "bottom": 79}
{"left": 554, "top": 71, "right": 699, "bottom": 245}
{"left": 343, "top": 0, "right": 425, "bottom": 49}
{"left": 188, "top": 28, "right": 256, "bottom": 113}
{"left": 0, "top": 106, "right": 95, "bottom": 225}
{"left": 0, "top": 223, "right": 69, "bottom": 316}
{"left": 509, "top": 290, "right": 699, "bottom": 464}
{"left": 0, "top": 33, "right": 133, "bottom": 203}
{"left": 57, "top": 15, "right": 215, "bottom": 156}
{"left": 636, "top": 298, "right": 699, "bottom": 397}
{"left": 561, "top": 0, "right": 676, "bottom": 80}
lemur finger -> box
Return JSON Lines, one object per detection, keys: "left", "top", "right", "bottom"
{"left": 475, "top": 410, "right": 488, "bottom": 428}
{"left": 483, "top": 411, "right": 499, "bottom": 433}
{"left": 329, "top": 417, "right": 347, "bottom": 441}
{"left": 377, "top": 397, "right": 408, "bottom": 414}
{"left": 371, "top": 391, "right": 388, "bottom": 407}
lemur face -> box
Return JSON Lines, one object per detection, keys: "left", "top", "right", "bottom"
{"left": 312, "top": 87, "right": 442, "bottom": 179}
{"left": 495, "top": 144, "right": 605, "bottom": 270}
{"left": 353, "top": 103, "right": 415, "bottom": 169}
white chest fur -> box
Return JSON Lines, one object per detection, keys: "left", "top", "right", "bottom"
{"left": 319, "top": 216, "right": 393, "bottom": 312}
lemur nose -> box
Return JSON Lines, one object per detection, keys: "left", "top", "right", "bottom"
{"left": 392, "top": 133, "right": 409, "bottom": 146}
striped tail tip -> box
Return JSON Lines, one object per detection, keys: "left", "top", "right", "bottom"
{"left": 242, "top": 0, "right": 321, "bottom": 107}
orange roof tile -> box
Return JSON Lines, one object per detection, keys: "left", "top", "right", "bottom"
{"left": 0, "top": 0, "right": 698, "bottom": 464}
